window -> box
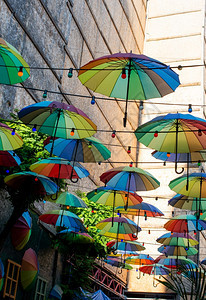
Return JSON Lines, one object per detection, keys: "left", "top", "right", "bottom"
{"left": 3, "top": 259, "right": 21, "bottom": 299}
{"left": 34, "top": 276, "right": 47, "bottom": 300}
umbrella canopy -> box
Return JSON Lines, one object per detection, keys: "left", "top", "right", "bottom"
{"left": 87, "top": 187, "right": 143, "bottom": 207}
{"left": 0, "top": 259, "right": 4, "bottom": 291}
{"left": 104, "top": 257, "right": 133, "bottom": 270}
{"left": 135, "top": 113, "right": 206, "bottom": 153}
{"left": 152, "top": 150, "right": 206, "bottom": 164}
{"left": 55, "top": 192, "right": 87, "bottom": 208}
{"left": 0, "top": 150, "right": 21, "bottom": 167}
{"left": 30, "top": 157, "right": 89, "bottom": 180}
{"left": 18, "top": 101, "right": 97, "bottom": 140}
{"left": 126, "top": 254, "right": 154, "bottom": 265}
{"left": 158, "top": 245, "right": 198, "bottom": 256}
{"left": 4, "top": 171, "right": 59, "bottom": 195}
{"left": 116, "top": 202, "right": 164, "bottom": 217}
{"left": 139, "top": 264, "right": 170, "bottom": 276}
{"left": 100, "top": 166, "right": 160, "bottom": 194}
{"left": 169, "top": 193, "right": 206, "bottom": 211}
{"left": 44, "top": 136, "right": 111, "bottom": 163}
{"left": 96, "top": 217, "right": 141, "bottom": 240}
{"left": 78, "top": 53, "right": 180, "bottom": 126}
{"left": 201, "top": 258, "right": 206, "bottom": 265}
{"left": 164, "top": 214, "right": 206, "bottom": 232}
{"left": 57, "top": 229, "right": 94, "bottom": 244}
{"left": 0, "top": 38, "right": 30, "bottom": 84}
{"left": 39, "top": 210, "right": 86, "bottom": 232}
{"left": 155, "top": 255, "right": 197, "bottom": 269}
{"left": 156, "top": 232, "right": 198, "bottom": 247}
{"left": 91, "top": 290, "right": 111, "bottom": 300}
{"left": 107, "top": 240, "right": 145, "bottom": 252}
{"left": 0, "top": 123, "right": 23, "bottom": 151}
{"left": 49, "top": 284, "right": 63, "bottom": 299}
{"left": 21, "top": 248, "right": 39, "bottom": 291}
{"left": 11, "top": 211, "right": 32, "bottom": 250}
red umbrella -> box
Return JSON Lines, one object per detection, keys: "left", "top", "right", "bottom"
{"left": 11, "top": 211, "right": 32, "bottom": 250}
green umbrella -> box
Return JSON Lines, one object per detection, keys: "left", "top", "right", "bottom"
{"left": 0, "top": 38, "right": 30, "bottom": 84}
{"left": 55, "top": 191, "right": 88, "bottom": 208}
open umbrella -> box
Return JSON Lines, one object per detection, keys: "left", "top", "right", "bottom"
{"left": 100, "top": 166, "right": 160, "bottom": 209}
{"left": 49, "top": 284, "right": 63, "bottom": 299}
{"left": 55, "top": 192, "right": 87, "bottom": 208}
{"left": 169, "top": 193, "right": 206, "bottom": 212}
{"left": 44, "top": 136, "right": 111, "bottom": 163}
{"left": 0, "top": 259, "right": 4, "bottom": 291}
{"left": 135, "top": 113, "right": 206, "bottom": 174}
{"left": 78, "top": 53, "right": 180, "bottom": 126}
{"left": 116, "top": 202, "right": 164, "bottom": 218}
{"left": 18, "top": 101, "right": 97, "bottom": 151}
{"left": 4, "top": 171, "right": 59, "bottom": 195}
{"left": 104, "top": 257, "right": 133, "bottom": 270}
{"left": 169, "top": 173, "right": 206, "bottom": 215}
{"left": 11, "top": 211, "right": 32, "bottom": 250}
{"left": 0, "top": 38, "right": 30, "bottom": 84}
{"left": 107, "top": 239, "right": 145, "bottom": 253}
{"left": 139, "top": 264, "right": 170, "bottom": 287}
{"left": 57, "top": 229, "right": 94, "bottom": 244}
{"left": 158, "top": 245, "right": 198, "bottom": 256}
{"left": 155, "top": 255, "right": 197, "bottom": 269}
{"left": 164, "top": 214, "right": 206, "bottom": 232}
{"left": 156, "top": 232, "right": 198, "bottom": 247}
{"left": 92, "top": 290, "right": 111, "bottom": 300}
{"left": 21, "top": 248, "right": 39, "bottom": 291}
{"left": 39, "top": 210, "right": 86, "bottom": 232}
{"left": 126, "top": 254, "right": 154, "bottom": 267}
{"left": 96, "top": 216, "right": 141, "bottom": 241}
{"left": 0, "top": 150, "right": 21, "bottom": 167}
{"left": 0, "top": 123, "right": 23, "bottom": 151}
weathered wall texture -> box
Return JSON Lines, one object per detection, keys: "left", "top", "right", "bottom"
{"left": 0, "top": 0, "right": 147, "bottom": 298}
{"left": 127, "top": 0, "right": 206, "bottom": 297}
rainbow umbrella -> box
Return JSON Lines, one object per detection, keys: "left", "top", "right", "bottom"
{"left": 107, "top": 240, "right": 145, "bottom": 252}
{"left": 104, "top": 257, "right": 133, "bottom": 270}
{"left": 156, "top": 232, "right": 198, "bottom": 247}
{"left": 57, "top": 229, "right": 94, "bottom": 244}
{"left": 18, "top": 101, "right": 97, "bottom": 142}
{"left": 0, "top": 259, "right": 4, "bottom": 291}
{"left": 158, "top": 245, "right": 198, "bottom": 256}
{"left": 201, "top": 258, "right": 206, "bottom": 265}
{"left": 11, "top": 211, "right": 32, "bottom": 250}
{"left": 44, "top": 136, "right": 111, "bottom": 163}
{"left": 0, "top": 38, "right": 30, "bottom": 84}
{"left": 39, "top": 210, "right": 86, "bottom": 232}
{"left": 155, "top": 255, "right": 197, "bottom": 269}
{"left": 116, "top": 202, "right": 164, "bottom": 218}
{"left": 164, "top": 215, "right": 206, "bottom": 233}
{"left": 126, "top": 254, "right": 154, "bottom": 266}
{"left": 169, "top": 194, "right": 206, "bottom": 212}
{"left": 0, "top": 123, "right": 23, "bottom": 151}
{"left": 96, "top": 217, "right": 141, "bottom": 241}
{"left": 78, "top": 53, "right": 180, "bottom": 126}
{"left": 55, "top": 192, "right": 87, "bottom": 208}
{"left": 135, "top": 113, "right": 206, "bottom": 174}
{"left": 169, "top": 173, "right": 206, "bottom": 215}
{"left": 21, "top": 248, "right": 39, "bottom": 291}
{"left": 139, "top": 264, "right": 170, "bottom": 275}
{"left": 0, "top": 150, "right": 21, "bottom": 167}
{"left": 49, "top": 284, "right": 63, "bottom": 299}
{"left": 30, "top": 157, "right": 89, "bottom": 182}
{"left": 4, "top": 171, "right": 59, "bottom": 195}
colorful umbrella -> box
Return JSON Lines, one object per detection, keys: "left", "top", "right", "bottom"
{"left": 0, "top": 123, "right": 23, "bottom": 151}
{"left": 96, "top": 217, "right": 141, "bottom": 241}
{"left": 201, "top": 258, "right": 206, "bottom": 265}
{"left": 126, "top": 254, "right": 154, "bottom": 266}
{"left": 57, "top": 229, "right": 94, "bottom": 244}
{"left": 39, "top": 210, "right": 86, "bottom": 232}
{"left": 139, "top": 264, "right": 170, "bottom": 276}
{"left": 107, "top": 240, "right": 145, "bottom": 252}
{"left": 158, "top": 245, "right": 198, "bottom": 256}
{"left": 169, "top": 173, "right": 206, "bottom": 214}
{"left": 78, "top": 53, "right": 180, "bottom": 126}
{"left": 30, "top": 157, "right": 89, "bottom": 182}
{"left": 49, "top": 284, "right": 63, "bottom": 299}
{"left": 4, "top": 171, "right": 59, "bottom": 195}
{"left": 164, "top": 214, "right": 206, "bottom": 232}
{"left": 156, "top": 232, "right": 198, "bottom": 247}
{"left": 18, "top": 101, "right": 97, "bottom": 143}
{"left": 21, "top": 248, "right": 39, "bottom": 291}
{"left": 44, "top": 136, "right": 111, "bottom": 163}
{"left": 115, "top": 202, "right": 164, "bottom": 218}
{"left": 0, "top": 150, "right": 21, "bottom": 167}
{"left": 104, "top": 257, "right": 133, "bottom": 270}
{"left": 55, "top": 192, "right": 87, "bottom": 208}
{"left": 155, "top": 255, "right": 197, "bottom": 269}
{"left": 11, "top": 211, "right": 32, "bottom": 250}
{"left": 0, "top": 259, "right": 4, "bottom": 291}
{"left": 135, "top": 113, "right": 206, "bottom": 174}
{"left": 169, "top": 193, "right": 206, "bottom": 212}
{"left": 0, "top": 38, "right": 30, "bottom": 84}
